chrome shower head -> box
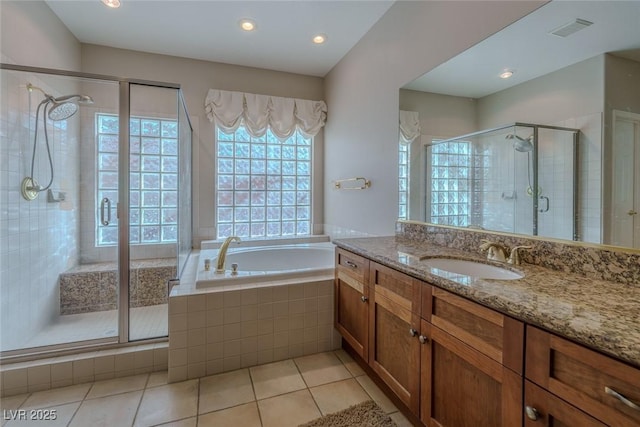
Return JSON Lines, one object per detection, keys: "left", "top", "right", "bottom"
{"left": 48, "top": 101, "right": 78, "bottom": 121}
{"left": 505, "top": 133, "right": 534, "bottom": 152}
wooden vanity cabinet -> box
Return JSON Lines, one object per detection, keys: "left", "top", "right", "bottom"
{"left": 368, "top": 261, "right": 422, "bottom": 414}
{"left": 420, "top": 287, "right": 524, "bottom": 427}
{"left": 526, "top": 326, "right": 640, "bottom": 427}
{"left": 334, "top": 249, "right": 370, "bottom": 361}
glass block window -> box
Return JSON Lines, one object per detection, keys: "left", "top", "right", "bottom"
{"left": 429, "top": 140, "right": 473, "bottom": 227}
{"left": 398, "top": 142, "right": 409, "bottom": 219}
{"left": 216, "top": 126, "right": 312, "bottom": 239}
{"left": 97, "top": 114, "right": 178, "bottom": 246}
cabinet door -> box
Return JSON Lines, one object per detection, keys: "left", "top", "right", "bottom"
{"left": 334, "top": 272, "right": 369, "bottom": 360}
{"left": 369, "top": 286, "right": 421, "bottom": 414}
{"left": 526, "top": 326, "right": 640, "bottom": 427}
{"left": 524, "top": 380, "right": 606, "bottom": 427}
{"left": 421, "top": 323, "right": 522, "bottom": 427}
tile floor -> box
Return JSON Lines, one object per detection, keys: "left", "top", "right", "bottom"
{"left": 5, "top": 305, "right": 167, "bottom": 351}
{"left": 0, "top": 350, "right": 413, "bottom": 427}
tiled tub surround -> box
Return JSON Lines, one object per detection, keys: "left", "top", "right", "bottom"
{"left": 167, "top": 281, "right": 341, "bottom": 384}
{"left": 333, "top": 233, "right": 640, "bottom": 368}
{"left": 60, "top": 259, "right": 176, "bottom": 314}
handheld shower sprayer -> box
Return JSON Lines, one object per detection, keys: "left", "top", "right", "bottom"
{"left": 21, "top": 83, "right": 94, "bottom": 201}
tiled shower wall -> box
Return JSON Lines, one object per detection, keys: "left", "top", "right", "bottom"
{"left": 0, "top": 71, "right": 81, "bottom": 351}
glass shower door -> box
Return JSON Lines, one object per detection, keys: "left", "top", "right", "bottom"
{"left": 127, "top": 83, "right": 180, "bottom": 341}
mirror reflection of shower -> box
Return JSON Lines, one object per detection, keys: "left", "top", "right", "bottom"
{"left": 21, "top": 83, "right": 94, "bottom": 201}
{"left": 505, "top": 132, "right": 540, "bottom": 198}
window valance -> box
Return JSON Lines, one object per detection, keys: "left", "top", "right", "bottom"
{"left": 399, "top": 110, "right": 421, "bottom": 145}
{"left": 205, "top": 89, "right": 327, "bottom": 139}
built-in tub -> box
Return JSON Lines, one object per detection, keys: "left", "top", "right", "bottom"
{"left": 196, "top": 242, "right": 335, "bottom": 288}
{"left": 167, "top": 238, "right": 341, "bottom": 383}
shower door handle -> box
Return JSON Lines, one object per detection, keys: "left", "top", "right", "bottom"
{"left": 539, "top": 196, "right": 550, "bottom": 213}
{"left": 100, "top": 197, "right": 111, "bottom": 226}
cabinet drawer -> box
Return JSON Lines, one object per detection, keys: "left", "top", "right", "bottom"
{"left": 369, "top": 262, "right": 421, "bottom": 315}
{"left": 427, "top": 287, "right": 524, "bottom": 373}
{"left": 526, "top": 326, "right": 640, "bottom": 427}
{"left": 335, "top": 248, "right": 369, "bottom": 283}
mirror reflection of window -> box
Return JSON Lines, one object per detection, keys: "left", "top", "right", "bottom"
{"left": 398, "top": 142, "right": 409, "bottom": 220}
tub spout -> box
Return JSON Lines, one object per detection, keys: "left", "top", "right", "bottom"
{"left": 216, "top": 236, "right": 241, "bottom": 273}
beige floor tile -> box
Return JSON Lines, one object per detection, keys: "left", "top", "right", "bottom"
{"left": 20, "top": 383, "right": 91, "bottom": 410}
{"left": 249, "top": 359, "right": 306, "bottom": 400}
{"left": 1, "top": 394, "right": 30, "bottom": 427}
{"left": 69, "top": 390, "right": 142, "bottom": 427}
{"left": 309, "top": 378, "right": 370, "bottom": 415}
{"left": 198, "top": 369, "right": 255, "bottom": 414}
{"left": 258, "top": 389, "right": 321, "bottom": 427}
{"left": 4, "top": 402, "right": 80, "bottom": 427}
{"left": 146, "top": 371, "right": 168, "bottom": 388}
{"left": 198, "top": 402, "right": 261, "bottom": 427}
{"left": 85, "top": 373, "right": 148, "bottom": 399}
{"left": 390, "top": 410, "right": 413, "bottom": 427}
{"left": 333, "top": 349, "right": 365, "bottom": 377}
{"left": 294, "top": 352, "right": 351, "bottom": 387}
{"left": 134, "top": 379, "right": 198, "bottom": 427}
{"left": 153, "top": 418, "right": 197, "bottom": 427}
{"left": 355, "top": 375, "right": 398, "bottom": 414}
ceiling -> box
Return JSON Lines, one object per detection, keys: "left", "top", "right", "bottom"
{"left": 403, "top": 1, "right": 640, "bottom": 98}
{"left": 45, "top": 0, "right": 394, "bottom": 77}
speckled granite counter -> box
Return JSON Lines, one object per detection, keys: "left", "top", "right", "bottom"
{"left": 333, "top": 236, "right": 640, "bottom": 368}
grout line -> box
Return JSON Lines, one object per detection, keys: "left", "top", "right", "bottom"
{"left": 245, "top": 365, "right": 265, "bottom": 427}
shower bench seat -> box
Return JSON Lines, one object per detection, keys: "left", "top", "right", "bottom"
{"left": 59, "top": 258, "right": 176, "bottom": 315}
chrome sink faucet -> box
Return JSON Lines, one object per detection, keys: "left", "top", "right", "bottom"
{"left": 216, "top": 236, "right": 241, "bottom": 273}
{"left": 479, "top": 240, "right": 508, "bottom": 262}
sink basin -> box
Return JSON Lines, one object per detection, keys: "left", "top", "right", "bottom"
{"left": 424, "top": 258, "right": 524, "bottom": 280}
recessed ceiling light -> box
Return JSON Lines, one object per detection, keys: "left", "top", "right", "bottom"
{"left": 312, "top": 34, "right": 327, "bottom": 44}
{"left": 101, "top": 0, "right": 121, "bottom": 8}
{"left": 499, "top": 70, "right": 514, "bottom": 79}
{"left": 239, "top": 19, "right": 256, "bottom": 32}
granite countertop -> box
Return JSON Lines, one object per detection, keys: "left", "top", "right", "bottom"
{"left": 333, "top": 236, "right": 640, "bottom": 369}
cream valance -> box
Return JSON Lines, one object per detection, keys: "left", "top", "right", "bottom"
{"left": 399, "top": 110, "right": 421, "bottom": 145}
{"left": 205, "top": 89, "right": 327, "bottom": 139}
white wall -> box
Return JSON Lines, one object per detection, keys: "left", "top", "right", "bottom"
{"left": 323, "top": 0, "right": 545, "bottom": 237}
{"left": 80, "top": 44, "right": 325, "bottom": 247}
{"left": 0, "top": 1, "right": 82, "bottom": 350}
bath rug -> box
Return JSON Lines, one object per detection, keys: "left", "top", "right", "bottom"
{"left": 299, "top": 400, "right": 397, "bottom": 427}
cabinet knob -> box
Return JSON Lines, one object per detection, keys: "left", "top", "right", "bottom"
{"left": 419, "top": 335, "right": 429, "bottom": 344}
{"left": 345, "top": 261, "right": 358, "bottom": 268}
{"left": 525, "top": 406, "right": 540, "bottom": 421}
{"left": 409, "top": 328, "right": 418, "bottom": 337}
{"left": 360, "top": 295, "right": 368, "bottom": 303}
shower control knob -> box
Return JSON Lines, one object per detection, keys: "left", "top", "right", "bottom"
{"left": 360, "top": 295, "right": 368, "bottom": 303}
{"left": 628, "top": 210, "right": 638, "bottom": 216}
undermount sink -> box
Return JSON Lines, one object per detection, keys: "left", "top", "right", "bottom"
{"left": 424, "top": 258, "right": 524, "bottom": 280}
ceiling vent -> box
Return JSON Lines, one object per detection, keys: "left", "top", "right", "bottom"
{"left": 549, "top": 19, "right": 593, "bottom": 38}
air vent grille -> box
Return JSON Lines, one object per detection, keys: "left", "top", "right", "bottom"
{"left": 549, "top": 18, "right": 593, "bottom": 38}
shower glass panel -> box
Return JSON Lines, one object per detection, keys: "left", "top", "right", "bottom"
{"left": 128, "top": 84, "right": 179, "bottom": 341}
{"left": 0, "top": 69, "right": 120, "bottom": 353}
{"left": 1, "top": 64, "right": 192, "bottom": 358}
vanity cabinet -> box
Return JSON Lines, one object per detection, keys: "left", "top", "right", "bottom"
{"left": 368, "top": 261, "right": 422, "bottom": 413}
{"left": 420, "top": 287, "right": 524, "bottom": 427}
{"left": 526, "top": 326, "right": 640, "bottom": 427}
{"left": 334, "top": 249, "right": 370, "bottom": 361}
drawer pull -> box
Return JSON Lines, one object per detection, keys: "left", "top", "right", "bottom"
{"left": 360, "top": 295, "right": 368, "bottom": 303}
{"left": 409, "top": 328, "right": 418, "bottom": 337}
{"left": 344, "top": 261, "right": 358, "bottom": 268}
{"left": 525, "top": 406, "right": 540, "bottom": 421}
{"left": 605, "top": 386, "right": 640, "bottom": 411}
{"left": 419, "top": 335, "right": 429, "bottom": 344}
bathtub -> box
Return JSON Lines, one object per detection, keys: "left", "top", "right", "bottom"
{"left": 195, "top": 241, "right": 335, "bottom": 288}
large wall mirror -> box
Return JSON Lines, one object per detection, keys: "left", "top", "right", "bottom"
{"left": 399, "top": 1, "right": 640, "bottom": 250}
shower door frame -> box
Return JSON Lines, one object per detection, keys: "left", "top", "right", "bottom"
{"left": 0, "top": 63, "right": 190, "bottom": 358}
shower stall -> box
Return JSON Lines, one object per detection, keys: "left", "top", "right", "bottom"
{"left": 0, "top": 64, "right": 192, "bottom": 357}
{"left": 425, "top": 122, "right": 579, "bottom": 240}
